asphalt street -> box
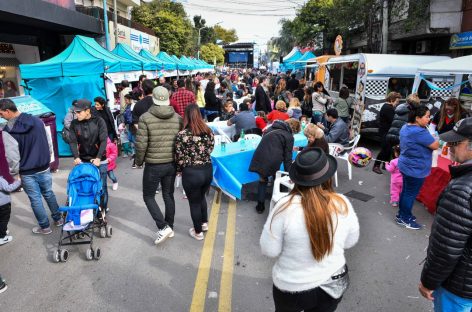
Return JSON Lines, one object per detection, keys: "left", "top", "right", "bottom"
{"left": 0, "top": 140, "right": 435, "bottom": 312}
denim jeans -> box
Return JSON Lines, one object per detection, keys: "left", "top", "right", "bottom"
{"left": 99, "top": 163, "right": 108, "bottom": 210}
{"left": 398, "top": 173, "right": 425, "bottom": 220}
{"left": 107, "top": 170, "right": 118, "bottom": 183}
{"left": 312, "top": 111, "right": 326, "bottom": 127}
{"left": 434, "top": 287, "right": 472, "bottom": 312}
{"left": 21, "top": 169, "right": 61, "bottom": 229}
{"left": 142, "top": 162, "right": 176, "bottom": 230}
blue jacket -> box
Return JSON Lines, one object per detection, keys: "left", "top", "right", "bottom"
{"left": 5, "top": 113, "right": 50, "bottom": 175}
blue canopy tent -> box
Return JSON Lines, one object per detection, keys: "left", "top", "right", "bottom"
{"left": 180, "top": 56, "right": 197, "bottom": 72}
{"left": 279, "top": 48, "right": 303, "bottom": 72}
{"left": 157, "top": 52, "right": 182, "bottom": 72}
{"left": 293, "top": 51, "right": 315, "bottom": 70}
{"left": 139, "top": 49, "right": 177, "bottom": 71}
{"left": 19, "top": 35, "right": 140, "bottom": 156}
{"left": 170, "top": 55, "right": 191, "bottom": 72}
{"left": 112, "top": 43, "right": 161, "bottom": 71}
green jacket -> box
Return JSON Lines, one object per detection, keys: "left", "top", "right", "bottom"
{"left": 135, "top": 105, "right": 183, "bottom": 166}
{"left": 333, "top": 98, "right": 350, "bottom": 118}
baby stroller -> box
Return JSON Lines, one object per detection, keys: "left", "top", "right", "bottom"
{"left": 53, "top": 163, "right": 112, "bottom": 263}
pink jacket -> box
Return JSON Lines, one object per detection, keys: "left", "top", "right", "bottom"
{"left": 385, "top": 158, "right": 402, "bottom": 184}
{"left": 106, "top": 138, "right": 118, "bottom": 171}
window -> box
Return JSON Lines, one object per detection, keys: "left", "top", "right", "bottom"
{"left": 327, "top": 62, "right": 358, "bottom": 93}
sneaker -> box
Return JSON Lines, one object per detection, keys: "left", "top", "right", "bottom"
{"left": 5, "top": 229, "right": 9, "bottom": 235}
{"left": 112, "top": 183, "right": 119, "bottom": 191}
{"left": 189, "top": 228, "right": 204, "bottom": 240}
{"left": 255, "top": 202, "right": 265, "bottom": 214}
{"left": 54, "top": 218, "right": 64, "bottom": 227}
{"left": 372, "top": 166, "right": 383, "bottom": 174}
{"left": 122, "top": 154, "right": 128, "bottom": 158}
{"left": 32, "top": 227, "right": 52, "bottom": 235}
{"left": 396, "top": 214, "right": 416, "bottom": 222}
{"left": 0, "top": 280, "right": 7, "bottom": 294}
{"left": 0, "top": 235, "right": 13, "bottom": 246}
{"left": 168, "top": 230, "right": 174, "bottom": 238}
{"left": 132, "top": 164, "right": 137, "bottom": 169}
{"left": 155, "top": 190, "right": 159, "bottom": 194}
{"left": 154, "top": 226, "right": 173, "bottom": 245}
{"left": 201, "top": 223, "right": 209, "bottom": 232}
{"left": 396, "top": 216, "right": 422, "bottom": 230}
{"left": 391, "top": 202, "right": 399, "bottom": 207}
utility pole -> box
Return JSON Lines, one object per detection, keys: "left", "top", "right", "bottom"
{"left": 103, "top": 0, "right": 111, "bottom": 50}
{"left": 113, "top": 0, "right": 118, "bottom": 47}
{"left": 382, "top": 0, "right": 389, "bottom": 53}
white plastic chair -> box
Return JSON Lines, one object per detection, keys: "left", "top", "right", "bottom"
{"left": 328, "top": 143, "right": 344, "bottom": 187}
{"left": 334, "top": 134, "right": 360, "bottom": 181}
{"left": 214, "top": 134, "right": 232, "bottom": 146}
{"left": 270, "top": 171, "right": 294, "bottom": 211}
{"left": 212, "top": 117, "right": 220, "bottom": 122}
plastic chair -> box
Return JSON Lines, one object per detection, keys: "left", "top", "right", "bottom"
{"left": 328, "top": 143, "right": 344, "bottom": 187}
{"left": 270, "top": 171, "right": 294, "bottom": 211}
{"left": 238, "top": 134, "right": 262, "bottom": 141}
{"left": 213, "top": 117, "right": 220, "bottom": 122}
{"left": 334, "top": 134, "right": 360, "bottom": 181}
{"left": 214, "top": 134, "right": 232, "bottom": 146}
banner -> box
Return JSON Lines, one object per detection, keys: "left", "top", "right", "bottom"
{"left": 450, "top": 31, "right": 472, "bottom": 50}
{"left": 130, "top": 30, "right": 150, "bottom": 53}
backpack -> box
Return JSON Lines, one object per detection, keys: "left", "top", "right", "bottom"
{"left": 123, "top": 105, "right": 133, "bottom": 125}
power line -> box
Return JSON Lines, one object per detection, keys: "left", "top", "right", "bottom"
{"left": 186, "top": 0, "right": 298, "bottom": 9}
{"left": 183, "top": 3, "right": 297, "bottom": 15}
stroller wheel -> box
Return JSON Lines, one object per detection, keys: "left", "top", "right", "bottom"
{"left": 60, "top": 249, "right": 69, "bottom": 262}
{"left": 100, "top": 227, "right": 107, "bottom": 238}
{"left": 94, "top": 248, "right": 101, "bottom": 260}
{"left": 86, "top": 248, "right": 94, "bottom": 261}
{"left": 53, "top": 250, "right": 60, "bottom": 263}
{"left": 106, "top": 225, "right": 113, "bottom": 238}
{"left": 79, "top": 232, "right": 86, "bottom": 239}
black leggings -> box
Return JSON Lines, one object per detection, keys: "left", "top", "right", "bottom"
{"left": 273, "top": 285, "right": 341, "bottom": 312}
{"left": 374, "top": 134, "right": 392, "bottom": 167}
{"left": 182, "top": 164, "right": 213, "bottom": 234}
{"left": 0, "top": 203, "right": 11, "bottom": 238}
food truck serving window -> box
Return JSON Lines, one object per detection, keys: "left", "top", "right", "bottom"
{"left": 387, "top": 78, "right": 430, "bottom": 99}
{"left": 327, "top": 62, "right": 358, "bottom": 93}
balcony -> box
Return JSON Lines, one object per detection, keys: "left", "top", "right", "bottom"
{"left": 76, "top": 5, "right": 155, "bottom": 36}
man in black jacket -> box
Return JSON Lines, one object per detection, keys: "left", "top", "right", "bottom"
{"left": 419, "top": 117, "right": 472, "bottom": 310}
{"left": 68, "top": 99, "right": 109, "bottom": 212}
{"left": 255, "top": 76, "right": 272, "bottom": 113}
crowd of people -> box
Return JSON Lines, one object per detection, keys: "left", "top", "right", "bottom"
{"left": 0, "top": 67, "right": 471, "bottom": 312}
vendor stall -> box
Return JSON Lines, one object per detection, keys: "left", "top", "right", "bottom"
{"left": 19, "top": 35, "right": 141, "bottom": 156}
{"left": 112, "top": 43, "right": 162, "bottom": 80}
{"left": 139, "top": 49, "right": 178, "bottom": 77}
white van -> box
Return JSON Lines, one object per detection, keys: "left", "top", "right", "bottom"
{"left": 320, "top": 53, "right": 450, "bottom": 140}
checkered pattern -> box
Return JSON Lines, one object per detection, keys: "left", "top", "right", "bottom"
{"left": 170, "top": 88, "right": 196, "bottom": 117}
{"left": 430, "top": 81, "right": 453, "bottom": 98}
{"left": 365, "top": 80, "right": 388, "bottom": 97}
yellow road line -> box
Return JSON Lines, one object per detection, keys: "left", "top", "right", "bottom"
{"left": 218, "top": 199, "right": 237, "bottom": 312}
{"left": 190, "top": 191, "right": 221, "bottom": 312}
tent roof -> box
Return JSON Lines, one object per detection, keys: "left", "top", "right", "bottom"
{"left": 113, "top": 43, "right": 161, "bottom": 71}
{"left": 157, "top": 52, "right": 183, "bottom": 70}
{"left": 324, "top": 53, "right": 450, "bottom": 76}
{"left": 139, "top": 49, "right": 177, "bottom": 71}
{"left": 283, "top": 47, "right": 301, "bottom": 62}
{"left": 20, "top": 35, "right": 141, "bottom": 79}
{"left": 417, "top": 55, "right": 472, "bottom": 75}
{"left": 294, "top": 51, "right": 316, "bottom": 63}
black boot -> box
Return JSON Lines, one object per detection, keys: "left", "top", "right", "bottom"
{"left": 372, "top": 165, "right": 382, "bottom": 174}
{"left": 256, "top": 202, "right": 265, "bottom": 214}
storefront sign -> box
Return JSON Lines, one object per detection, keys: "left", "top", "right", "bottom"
{"left": 131, "top": 29, "right": 150, "bottom": 53}
{"left": 450, "top": 31, "right": 472, "bottom": 49}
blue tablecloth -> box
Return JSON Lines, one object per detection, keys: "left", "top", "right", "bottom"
{"left": 211, "top": 133, "right": 308, "bottom": 200}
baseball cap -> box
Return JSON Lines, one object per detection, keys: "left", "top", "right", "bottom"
{"left": 73, "top": 99, "right": 91, "bottom": 112}
{"left": 439, "top": 117, "right": 472, "bottom": 142}
{"left": 152, "top": 86, "right": 170, "bottom": 105}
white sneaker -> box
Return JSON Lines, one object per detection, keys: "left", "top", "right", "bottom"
{"left": 201, "top": 223, "right": 209, "bottom": 232}
{"left": 189, "top": 228, "right": 204, "bottom": 241}
{"left": 0, "top": 235, "right": 13, "bottom": 246}
{"left": 112, "top": 183, "right": 118, "bottom": 191}
{"left": 154, "top": 226, "right": 173, "bottom": 245}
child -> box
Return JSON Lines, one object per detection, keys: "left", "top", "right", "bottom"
{"left": 106, "top": 138, "right": 119, "bottom": 191}
{"left": 255, "top": 111, "right": 268, "bottom": 130}
{"left": 220, "top": 100, "right": 235, "bottom": 121}
{"left": 287, "top": 98, "right": 302, "bottom": 120}
{"left": 299, "top": 115, "right": 309, "bottom": 132}
{"left": 385, "top": 145, "right": 402, "bottom": 207}
{"left": 0, "top": 274, "right": 6, "bottom": 293}
{"left": 0, "top": 175, "right": 21, "bottom": 245}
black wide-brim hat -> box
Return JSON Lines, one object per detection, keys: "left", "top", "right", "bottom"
{"left": 289, "top": 147, "right": 338, "bottom": 187}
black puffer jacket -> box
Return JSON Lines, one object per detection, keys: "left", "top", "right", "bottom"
{"left": 385, "top": 103, "right": 410, "bottom": 146}
{"left": 249, "top": 120, "right": 294, "bottom": 178}
{"left": 421, "top": 163, "right": 472, "bottom": 298}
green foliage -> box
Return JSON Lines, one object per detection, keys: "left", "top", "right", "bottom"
{"left": 193, "top": 15, "right": 216, "bottom": 46}
{"left": 132, "top": 0, "right": 194, "bottom": 56}
{"left": 200, "top": 43, "right": 225, "bottom": 65}
{"left": 213, "top": 25, "right": 238, "bottom": 44}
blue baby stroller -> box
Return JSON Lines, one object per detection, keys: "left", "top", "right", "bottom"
{"left": 53, "top": 163, "right": 112, "bottom": 263}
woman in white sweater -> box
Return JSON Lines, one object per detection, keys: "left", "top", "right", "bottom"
{"left": 260, "top": 147, "right": 359, "bottom": 312}
{"left": 312, "top": 81, "right": 331, "bottom": 126}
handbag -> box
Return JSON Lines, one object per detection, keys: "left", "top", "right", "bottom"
{"left": 319, "top": 265, "right": 349, "bottom": 299}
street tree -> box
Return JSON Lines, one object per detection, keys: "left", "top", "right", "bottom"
{"left": 200, "top": 43, "right": 225, "bottom": 65}
{"left": 213, "top": 25, "right": 238, "bottom": 44}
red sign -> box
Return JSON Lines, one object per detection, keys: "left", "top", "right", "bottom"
{"left": 42, "top": 0, "right": 75, "bottom": 10}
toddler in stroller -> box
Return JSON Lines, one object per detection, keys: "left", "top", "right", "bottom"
{"left": 53, "top": 163, "right": 112, "bottom": 263}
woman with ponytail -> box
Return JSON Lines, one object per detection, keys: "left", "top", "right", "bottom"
{"left": 260, "top": 148, "right": 359, "bottom": 312}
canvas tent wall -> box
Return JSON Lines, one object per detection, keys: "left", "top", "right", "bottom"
{"left": 19, "top": 35, "right": 140, "bottom": 156}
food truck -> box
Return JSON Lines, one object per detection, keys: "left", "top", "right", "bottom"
{"left": 307, "top": 54, "right": 450, "bottom": 140}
